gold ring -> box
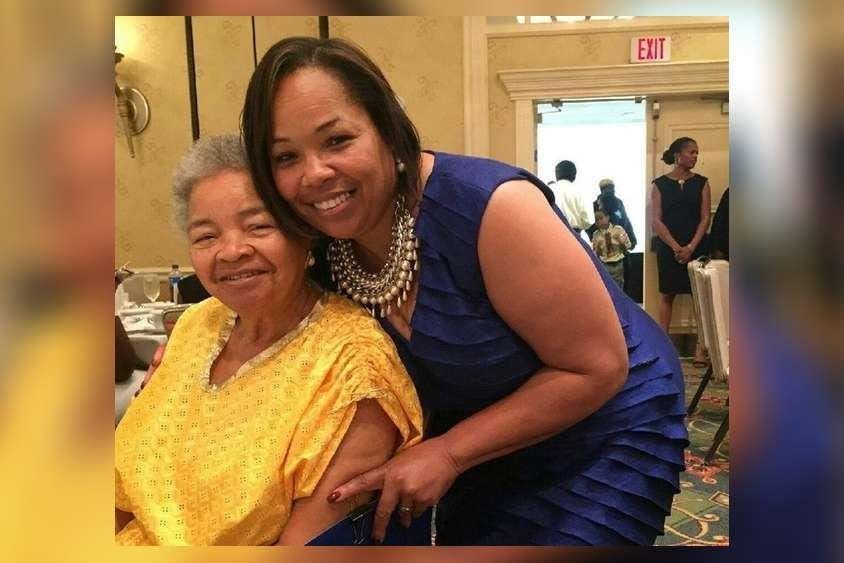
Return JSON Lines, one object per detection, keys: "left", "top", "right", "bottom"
{"left": 397, "top": 505, "right": 412, "bottom": 513}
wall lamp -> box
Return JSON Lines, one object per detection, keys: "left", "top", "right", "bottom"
{"left": 114, "top": 47, "right": 150, "bottom": 158}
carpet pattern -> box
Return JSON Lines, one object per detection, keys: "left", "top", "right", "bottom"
{"left": 656, "top": 360, "right": 730, "bottom": 546}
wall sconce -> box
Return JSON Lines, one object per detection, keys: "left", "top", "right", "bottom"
{"left": 114, "top": 48, "right": 150, "bottom": 158}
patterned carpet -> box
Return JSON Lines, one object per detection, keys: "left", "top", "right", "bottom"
{"left": 656, "top": 359, "right": 730, "bottom": 546}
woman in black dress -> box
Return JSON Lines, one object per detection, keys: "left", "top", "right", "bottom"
{"left": 651, "top": 137, "right": 712, "bottom": 342}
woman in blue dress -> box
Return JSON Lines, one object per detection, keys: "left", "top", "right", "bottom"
{"left": 241, "top": 37, "right": 688, "bottom": 545}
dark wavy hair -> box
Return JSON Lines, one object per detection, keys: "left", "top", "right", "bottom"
{"left": 241, "top": 36, "right": 421, "bottom": 241}
{"left": 661, "top": 137, "right": 697, "bottom": 165}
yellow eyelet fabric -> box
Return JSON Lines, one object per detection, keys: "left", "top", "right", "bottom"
{"left": 115, "top": 293, "right": 423, "bottom": 545}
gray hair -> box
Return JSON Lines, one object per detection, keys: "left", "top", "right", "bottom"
{"left": 171, "top": 133, "right": 249, "bottom": 231}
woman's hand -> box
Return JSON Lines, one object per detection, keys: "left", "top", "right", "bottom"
{"left": 327, "top": 437, "right": 461, "bottom": 543}
{"left": 675, "top": 245, "right": 693, "bottom": 264}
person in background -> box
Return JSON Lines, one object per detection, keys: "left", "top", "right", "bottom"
{"left": 548, "top": 160, "right": 592, "bottom": 238}
{"left": 710, "top": 187, "right": 729, "bottom": 260}
{"left": 586, "top": 179, "right": 637, "bottom": 251}
{"left": 115, "top": 134, "right": 423, "bottom": 545}
{"left": 651, "top": 137, "right": 712, "bottom": 367}
{"left": 590, "top": 210, "right": 632, "bottom": 288}
{"left": 241, "top": 36, "right": 688, "bottom": 546}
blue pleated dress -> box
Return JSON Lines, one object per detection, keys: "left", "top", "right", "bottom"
{"left": 375, "top": 152, "right": 688, "bottom": 545}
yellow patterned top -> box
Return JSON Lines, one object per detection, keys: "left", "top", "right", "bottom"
{"left": 115, "top": 293, "right": 423, "bottom": 545}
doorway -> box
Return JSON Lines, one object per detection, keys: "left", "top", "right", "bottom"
{"left": 536, "top": 98, "right": 647, "bottom": 303}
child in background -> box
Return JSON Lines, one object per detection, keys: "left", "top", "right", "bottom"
{"left": 591, "top": 210, "right": 631, "bottom": 288}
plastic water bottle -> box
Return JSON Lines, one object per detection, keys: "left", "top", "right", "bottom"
{"left": 168, "top": 264, "right": 182, "bottom": 303}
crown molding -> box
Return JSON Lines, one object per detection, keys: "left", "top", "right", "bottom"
{"left": 499, "top": 60, "right": 728, "bottom": 101}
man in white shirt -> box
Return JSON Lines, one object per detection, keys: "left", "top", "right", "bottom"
{"left": 548, "top": 160, "right": 593, "bottom": 237}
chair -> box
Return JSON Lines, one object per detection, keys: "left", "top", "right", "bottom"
{"left": 129, "top": 334, "right": 165, "bottom": 365}
{"left": 686, "top": 259, "right": 715, "bottom": 414}
{"left": 115, "top": 370, "right": 145, "bottom": 425}
{"left": 698, "top": 263, "right": 730, "bottom": 464}
{"left": 177, "top": 274, "right": 210, "bottom": 303}
{"left": 117, "top": 274, "right": 148, "bottom": 305}
{"left": 707, "top": 260, "right": 730, "bottom": 353}
{"left": 162, "top": 305, "right": 190, "bottom": 337}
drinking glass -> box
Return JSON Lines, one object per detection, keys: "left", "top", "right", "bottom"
{"left": 143, "top": 274, "right": 160, "bottom": 303}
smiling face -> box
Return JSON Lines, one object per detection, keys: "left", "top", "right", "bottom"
{"left": 269, "top": 67, "right": 398, "bottom": 241}
{"left": 186, "top": 168, "right": 309, "bottom": 315}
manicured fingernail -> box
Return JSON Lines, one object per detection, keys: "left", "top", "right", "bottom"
{"left": 327, "top": 491, "right": 340, "bottom": 502}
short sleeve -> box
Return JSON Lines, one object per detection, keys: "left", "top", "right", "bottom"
{"left": 282, "top": 339, "right": 423, "bottom": 502}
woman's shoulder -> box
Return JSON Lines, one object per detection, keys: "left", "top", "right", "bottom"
{"left": 693, "top": 173, "right": 709, "bottom": 184}
{"left": 421, "top": 152, "right": 553, "bottom": 234}
{"left": 169, "top": 297, "right": 228, "bottom": 333}
{"left": 174, "top": 297, "right": 232, "bottom": 330}
{"left": 652, "top": 174, "right": 671, "bottom": 186}
{"left": 315, "top": 293, "right": 395, "bottom": 347}
{"left": 425, "top": 151, "right": 534, "bottom": 201}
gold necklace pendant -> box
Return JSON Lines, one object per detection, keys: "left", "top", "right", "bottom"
{"left": 327, "top": 196, "right": 420, "bottom": 318}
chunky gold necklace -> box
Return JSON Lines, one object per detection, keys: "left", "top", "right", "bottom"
{"left": 327, "top": 196, "right": 419, "bottom": 318}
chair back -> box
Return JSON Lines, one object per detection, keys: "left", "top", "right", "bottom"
{"left": 690, "top": 263, "right": 715, "bottom": 357}
{"left": 118, "top": 274, "right": 149, "bottom": 305}
{"left": 687, "top": 259, "right": 709, "bottom": 353}
{"left": 702, "top": 261, "right": 730, "bottom": 381}
{"left": 128, "top": 334, "right": 164, "bottom": 366}
{"left": 162, "top": 305, "right": 190, "bottom": 337}
{"left": 177, "top": 274, "right": 210, "bottom": 303}
{"left": 706, "top": 259, "right": 730, "bottom": 338}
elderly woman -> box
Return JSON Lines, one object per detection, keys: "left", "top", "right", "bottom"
{"left": 240, "top": 37, "right": 688, "bottom": 546}
{"left": 114, "top": 134, "right": 422, "bottom": 545}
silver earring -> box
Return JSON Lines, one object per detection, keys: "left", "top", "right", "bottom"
{"left": 306, "top": 251, "right": 315, "bottom": 268}
{"left": 396, "top": 159, "right": 406, "bottom": 173}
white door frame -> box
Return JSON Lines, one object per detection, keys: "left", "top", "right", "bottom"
{"left": 462, "top": 16, "right": 729, "bottom": 159}
{"left": 494, "top": 59, "right": 727, "bottom": 320}
{"left": 497, "top": 60, "right": 729, "bottom": 172}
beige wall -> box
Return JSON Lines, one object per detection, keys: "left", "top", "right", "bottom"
{"left": 115, "top": 16, "right": 192, "bottom": 268}
{"left": 332, "top": 16, "right": 464, "bottom": 153}
{"left": 254, "top": 16, "right": 319, "bottom": 57}
{"left": 115, "top": 16, "right": 462, "bottom": 269}
{"left": 488, "top": 26, "right": 729, "bottom": 165}
{"left": 193, "top": 17, "right": 255, "bottom": 138}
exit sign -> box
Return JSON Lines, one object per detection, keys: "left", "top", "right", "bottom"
{"left": 631, "top": 36, "right": 671, "bottom": 63}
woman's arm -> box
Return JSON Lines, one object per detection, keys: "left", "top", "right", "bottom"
{"left": 675, "top": 181, "right": 712, "bottom": 263}
{"left": 329, "top": 181, "right": 629, "bottom": 541}
{"left": 687, "top": 181, "right": 712, "bottom": 252}
{"left": 650, "top": 183, "right": 682, "bottom": 252}
{"left": 439, "top": 180, "right": 628, "bottom": 471}
{"left": 276, "top": 399, "right": 398, "bottom": 545}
